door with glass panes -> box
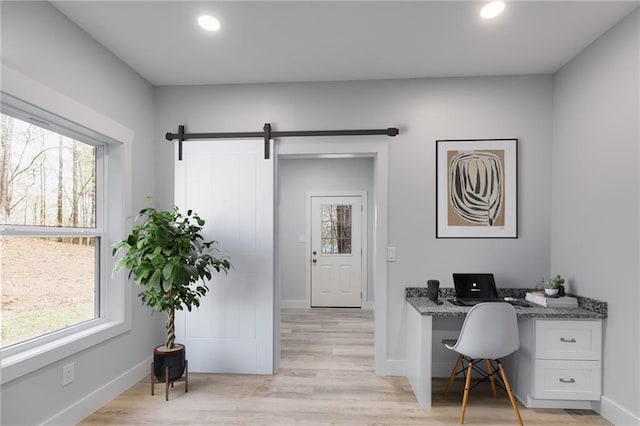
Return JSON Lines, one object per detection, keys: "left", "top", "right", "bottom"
{"left": 311, "top": 196, "right": 362, "bottom": 307}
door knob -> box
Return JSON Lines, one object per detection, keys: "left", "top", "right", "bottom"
{"left": 312, "top": 251, "right": 317, "bottom": 255}
{"left": 312, "top": 258, "right": 317, "bottom": 263}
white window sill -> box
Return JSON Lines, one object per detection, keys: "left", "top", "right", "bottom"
{"left": 1, "top": 319, "right": 130, "bottom": 385}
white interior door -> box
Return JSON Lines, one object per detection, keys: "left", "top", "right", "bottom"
{"left": 311, "top": 196, "right": 362, "bottom": 307}
{"left": 174, "top": 139, "right": 273, "bottom": 374}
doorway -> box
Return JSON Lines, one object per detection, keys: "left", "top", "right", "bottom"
{"left": 277, "top": 157, "right": 373, "bottom": 309}
{"left": 274, "top": 138, "right": 390, "bottom": 375}
{"left": 309, "top": 194, "right": 367, "bottom": 308}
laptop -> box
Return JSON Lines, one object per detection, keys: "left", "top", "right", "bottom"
{"left": 451, "top": 273, "right": 502, "bottom": 306}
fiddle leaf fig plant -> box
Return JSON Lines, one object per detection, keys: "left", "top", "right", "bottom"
{"left": 113, "top": 202, "right": 231, "bottom": 349}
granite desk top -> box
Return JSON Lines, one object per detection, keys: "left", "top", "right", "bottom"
{"left": 406, "top": 287, "right": 607, "bottom": 319}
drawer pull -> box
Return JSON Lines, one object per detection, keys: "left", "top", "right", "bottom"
{"left": 560, "top": 337, "right": 576, "bottom": 343}
{"left": 559, "top": 378, "right": 576, "bottom": 384}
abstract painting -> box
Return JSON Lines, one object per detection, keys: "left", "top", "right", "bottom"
{"left": 436, "top": 139, "right": 517, "bottom": 238}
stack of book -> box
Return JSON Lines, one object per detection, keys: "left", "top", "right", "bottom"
{"left": 525, "top": 292, "right": 578, "bottom": 308}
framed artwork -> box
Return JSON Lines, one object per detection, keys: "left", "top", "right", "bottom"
{"left": 436, "top": 138, "right": 518, "bottom": 238}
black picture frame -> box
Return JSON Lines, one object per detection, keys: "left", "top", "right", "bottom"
{"left": 436, "top": 138, "right": 518, "bottom": 238}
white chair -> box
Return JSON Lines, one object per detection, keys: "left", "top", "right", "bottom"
{"left": 442, "top": 302, "right": 523, "bottom": 425}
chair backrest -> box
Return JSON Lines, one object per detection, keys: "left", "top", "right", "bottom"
{"left": 451, "top": 302, "right": 519, "bottom": 360}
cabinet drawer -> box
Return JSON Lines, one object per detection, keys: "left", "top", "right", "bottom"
{"left": 535, "top": 320, "right": 601, "bottom": 360}
{"left": 533, "top": 360, "right": 601, "bottom": 400}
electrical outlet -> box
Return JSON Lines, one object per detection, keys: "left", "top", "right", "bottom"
{"left": 62, "top": 363, "right": 74, "bottom": 386}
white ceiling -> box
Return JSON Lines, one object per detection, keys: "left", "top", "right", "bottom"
{"left": 52, "top": 1, "right": 639, "bottom": 87}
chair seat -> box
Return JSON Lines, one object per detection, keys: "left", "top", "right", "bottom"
{"left": 445, "top": 302, "right": 519, "bottom": 360}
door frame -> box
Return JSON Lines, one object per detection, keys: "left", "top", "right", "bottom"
{"left": 275, "top": 138, "right": 393, "bottom": 376}
{"left": 306, "top": 191, "right": 368, "bottom": 309}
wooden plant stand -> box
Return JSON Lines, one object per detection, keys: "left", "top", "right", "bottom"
{"left": 150, "top": 360, "right": 188, "bottom": 401}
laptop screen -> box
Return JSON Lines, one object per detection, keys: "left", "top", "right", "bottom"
{"left": 453, "top": 273, "right": 499, "bottom": 299}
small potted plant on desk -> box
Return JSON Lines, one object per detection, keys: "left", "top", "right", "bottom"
{"left": 544, "top": 274, "right": 565, "bottom": 297}
{"left": 113, "top": 201, "right": 231, "bottom": 400}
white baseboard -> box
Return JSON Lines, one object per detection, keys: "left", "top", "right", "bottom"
{"left": 596, "top": 396, "right": 640, "bottom": 426}
{"left": 44, "top": 356, "right": 151, "bottom": 425}
{"left": 518, "top": 394, "right": 594, "bottom": 410}
{"left": 280, "top": 300, "right": 309, "bottom": 309}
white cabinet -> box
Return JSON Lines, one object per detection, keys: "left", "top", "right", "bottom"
{"left": 533, "top": 360, "right": 601, "bottom": 400}
{"left": 406, "top": 302, "right": 433, "bottom": 408}
{"left": 535, "top": 320, "right": 601, "bottom": 361}
{"left": 515, "top": 319, "right": 602, "bottom": 409}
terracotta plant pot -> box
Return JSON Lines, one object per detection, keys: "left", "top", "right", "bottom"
{"left": 153, "top": 344, "right": 186, "bottom": 382}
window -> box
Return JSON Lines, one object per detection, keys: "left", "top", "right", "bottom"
{"left": 1, "top": 113, "right": 101, "bottom": 347}
{"left": 0, "top": 91, "right": 130, "bottom": 384}
{"left": 320, "top": 204, "right": 352, "bottom": 254}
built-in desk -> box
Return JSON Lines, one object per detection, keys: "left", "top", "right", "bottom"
{"left": 405, "top": 288, "right": 607, "bottom": 409}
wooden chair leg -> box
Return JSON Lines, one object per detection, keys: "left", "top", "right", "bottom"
{"left": 497, "top": 361, "right": 523, "bottom": 426}
{"left": 486, "top": 359, "right": 497, "bottom": 398}
{"left": 150, "top": 362, "right": 154, "bottom": 396}
{"left": 444, "top": 354, "right": 463, "bottom": 396}
{"left": 164, "top": 366, "right": 169, "bottom": 402}
{"left": 460, "top": 358, "right": 474, "bottom": 424}
{"left": 185, "top": 360, "right": 189, "bottom": 393}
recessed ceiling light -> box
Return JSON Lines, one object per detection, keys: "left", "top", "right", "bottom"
{"left": 480, "top": 1, "right": 505, "bottom": 19}
{"left": 198, "top": 15, "right": 220, "bottom": 32}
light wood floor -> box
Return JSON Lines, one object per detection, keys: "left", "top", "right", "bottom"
{"left": 80, "top": 309, "right": 610, "bottom": 425}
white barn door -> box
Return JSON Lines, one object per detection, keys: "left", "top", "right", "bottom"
{"left": 175, "top": 139, "right": 273, "bottom": 374}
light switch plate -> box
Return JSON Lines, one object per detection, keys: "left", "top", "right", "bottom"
{"left": 387, "top": 247, "right": 397, "bottom": 262}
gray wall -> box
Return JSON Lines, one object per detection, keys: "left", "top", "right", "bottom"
{"left": 2, "top": 2, "right": 636, "bottom": 423}
{"left": 156, "top": 74, "right": 554, "bottom": 361}
{"left": 551, "top": 9, "right": 640, "bottom": 421}
{"left": 0, "top": 3, "right": 162, "bottom": 425}
{"left": 278, "top": 157, "right": 374, "bottom": 304}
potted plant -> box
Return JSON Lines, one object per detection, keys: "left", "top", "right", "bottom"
{"left": 113, "top": 202, "right": 231, "bottom": 384}
{"left": 544, "top": 274, "right": 565, "bottom": 296}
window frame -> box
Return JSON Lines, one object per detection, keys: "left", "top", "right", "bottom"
{"left": 0, "top": 93, "right": 132, "bottom": 385}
